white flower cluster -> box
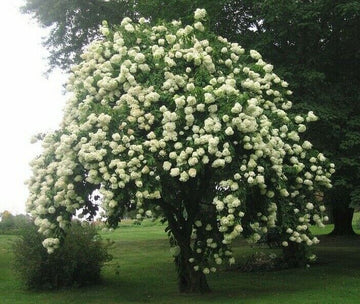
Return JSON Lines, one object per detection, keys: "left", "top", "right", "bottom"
{"left": 194, "top": 8, "right": 207, "bottom": 21}
{"left": 27, "top": 9, "right": 333, "bottom": 269}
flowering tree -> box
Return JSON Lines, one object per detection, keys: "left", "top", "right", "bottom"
{"left": 27, "top": 9, "right": 334, "bottom": 293}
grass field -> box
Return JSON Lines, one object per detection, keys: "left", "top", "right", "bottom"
{"left": 0, "top": 218, "right": 359, "bottom": 304}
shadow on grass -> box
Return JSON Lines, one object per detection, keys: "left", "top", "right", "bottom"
{"left": 75, "top": 236, "right": 360, "bottom": 304}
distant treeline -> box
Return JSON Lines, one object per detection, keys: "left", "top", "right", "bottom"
{"left": 0, "top": 211, "right": 31, "bottom": 234}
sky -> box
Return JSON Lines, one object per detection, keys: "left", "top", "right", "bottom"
{"left": 0, "top": 0, "right": 67, "bottom": 215}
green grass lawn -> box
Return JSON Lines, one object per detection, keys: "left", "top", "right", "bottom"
{"left": 1, "top": 219, "right": 359, "bottom": 304}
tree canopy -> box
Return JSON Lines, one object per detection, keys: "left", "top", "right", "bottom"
{"left": 27, "top": 9, "right": 333, "bottom": 292}
{"left": 22, "top": 1, "right": 360, "bottom": 230}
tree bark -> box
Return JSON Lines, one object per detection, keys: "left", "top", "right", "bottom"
{"left": 163, "top": 205, "right": 211, "bottom": 293}
{"left": 330, "top": 206, "right": 356, "bottom": 236}
{"left": 175, "top": 248, "right": 211, "bottom": 293}
{"left": 160, "top": 176, "right": 213, "bottom": 293}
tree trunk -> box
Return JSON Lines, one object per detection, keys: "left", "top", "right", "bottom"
{"left": 160, "top": 177, "right": 213, "bottom": 293}
{"left": 175, "top": 252, "right": 211, "bottom": 293}
{"left": 330, "top": 206, "right": 355, "bottom": 236}
{"left": 163, "top": 205, "right": 211, "bottom": 293}
{"left": 282, "top": 242, "right": 307, "bottom": 267}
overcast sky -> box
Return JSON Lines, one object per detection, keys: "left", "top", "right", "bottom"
{"left": 0, "top": 0, "right": 67, "bottom": 214}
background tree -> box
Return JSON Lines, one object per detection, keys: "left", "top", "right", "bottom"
{"left": 0, "top": 210, "right": 15, "bottom": 231}
{"left": 27, "top": 10, "right": 333, "bottom": 293}
{"left": 21, "top": 0, "right": 137, "bottom": 71}
{"left": 0, "top": 211, "right": 31, "bottom": 234}
{"left": 223, "top": 0, "right": 360, "bottom": 235}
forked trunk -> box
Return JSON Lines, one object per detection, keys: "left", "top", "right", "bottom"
{"left": 160, "top": 179, "right": 213, "bottom": 293}
{"left": 175, "top": 251, "right": 211, "bottom": 293}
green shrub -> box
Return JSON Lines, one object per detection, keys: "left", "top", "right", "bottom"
{"left": 13, "top": 221, "right": 112, "bottom": 289}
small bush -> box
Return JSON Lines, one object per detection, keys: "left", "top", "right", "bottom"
{"left": 13, "top": 221, "right": 112, "bottom": 290}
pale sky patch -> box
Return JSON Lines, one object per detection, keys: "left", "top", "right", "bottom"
{"left": 0, "top": 0, "right": 67, "bottom": 214}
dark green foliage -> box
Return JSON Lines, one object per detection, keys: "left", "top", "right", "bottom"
{"left": 245, "top": 0, "right": 360, "bottom": 225}
{"left": 21, "top": 0, "right": 137, "bottom": 71}
{"left": 258, "top": 227, "right": 282, "bottom": 249}
{"left": 12, "top": 221, "right": 112, "bottom": 290}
